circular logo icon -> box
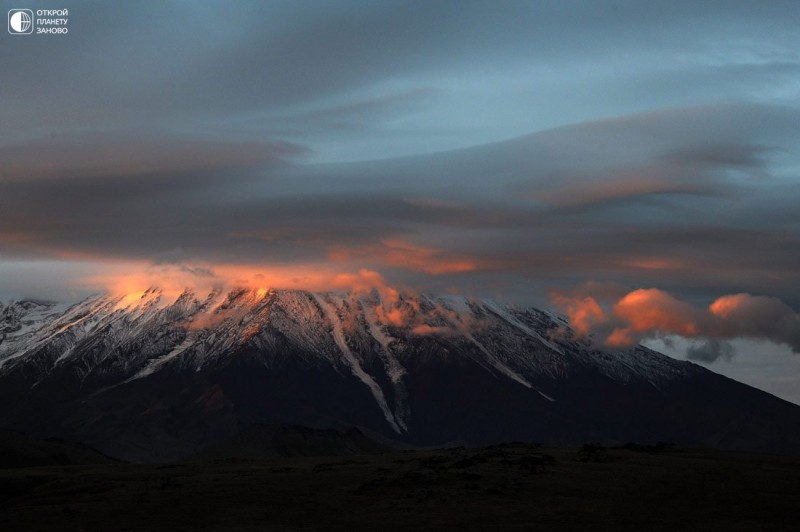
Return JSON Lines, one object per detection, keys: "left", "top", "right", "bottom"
{"left": 9, "top": 10, "right": 32, "bottom": 33}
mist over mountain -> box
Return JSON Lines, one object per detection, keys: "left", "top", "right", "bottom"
{"left": 1, "top": 288, "right": 798, "bottom": 462}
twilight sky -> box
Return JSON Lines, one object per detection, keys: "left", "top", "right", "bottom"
{"left": 1, "top": 1, "right": 799, "bottom": 401}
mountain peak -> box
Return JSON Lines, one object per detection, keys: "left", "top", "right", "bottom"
{"left": 0, "top": 289, "right": 797, "bottom": 462}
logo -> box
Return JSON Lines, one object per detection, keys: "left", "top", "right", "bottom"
{"left": 8, "top": 9, "right": 33, "bottom": 34}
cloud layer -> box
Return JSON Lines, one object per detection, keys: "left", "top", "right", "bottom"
{"left": 2, "top": 103, "right": 799, "bottom": 309}
{"left": 1, "top": 2, "right": 799, "bottom": 371}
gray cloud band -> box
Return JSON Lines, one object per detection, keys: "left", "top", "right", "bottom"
{"left": 0, "top": 103, "right": 798, "bottom": 308}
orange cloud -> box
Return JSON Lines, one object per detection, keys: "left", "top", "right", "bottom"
{"left": 622, "top": 257, "right": 688, "bottom": 271}
{"left": 329, "top": 239, "right": 479, "bottom": 275}
{"left": 80, "top": 261, "right": 405, "bottom": 307}
{"left": 607, "top": 288, "right": 699, "bottom": 347}
{"left": 550, "top": 293, "right": 607, "bottom": 336}
{"left": 326, "top": 267, "right": 477, "bottom": 334}
{"left": 381, "top": 239, "right": 478, "bottom": 274}
{"left": 332, "top": 268, "right": 395, "bottom": 296}
{"left": 329, "top": 268, "right": 413, "bottom": 326}
{"left": 553, "top": 284, "right": 800, "bottom": 354}
{"left": 74, "top": 258, "right": 458, "bottom": 333}
{"left": 709, "top": 293, "right": 753, "bottom": 319}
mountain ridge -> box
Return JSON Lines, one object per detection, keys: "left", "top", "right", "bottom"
{"left": 1, "top": 287, "right": 799, "bottom": 462}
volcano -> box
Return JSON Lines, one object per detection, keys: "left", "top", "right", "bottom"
{"left": 1, "top": 288, "right": 799, "bottom": 462}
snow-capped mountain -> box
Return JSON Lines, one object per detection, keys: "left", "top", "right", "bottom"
{"left": 1, "top": 288, "right": 799, "bottom": 461}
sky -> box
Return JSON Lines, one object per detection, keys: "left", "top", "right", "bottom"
{"left": 1, "top": 1, "right": 799, "bottom": 401}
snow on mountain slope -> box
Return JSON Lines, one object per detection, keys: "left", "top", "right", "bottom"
{"left": 0, "top": 299, "right": 71, "bottom": 355}
{"left": 1, "top": 287, "right": 798, "bottom": 461}
{"left": 0, "top": 288, "right": 696, "bottom": 394}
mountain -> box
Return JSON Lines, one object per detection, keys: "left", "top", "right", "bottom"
{"left": 1, "top": 288, "right": 799, "bottom": 462}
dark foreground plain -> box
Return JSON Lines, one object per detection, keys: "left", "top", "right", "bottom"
{"left": 1, "top": 442, "right": 799, "bottom": 531}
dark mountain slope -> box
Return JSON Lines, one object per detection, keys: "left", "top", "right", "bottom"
{"left": 0, "top": 288, "right": 798, "bottom": 461}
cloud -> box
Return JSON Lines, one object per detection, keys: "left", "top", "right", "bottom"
{"left": 607, "top": 289, "right": 700, "bottom": 347}
{"left": 332, "top": 268, "right": 398, "bottom": 299}
{"left": 0, "top": 131, "right": 306, "bottom": 183}
{"left": 708, "top": 294, "right": 800, "bottom": 352}
{"left": 686, "top": 339, "right": 735, "bottom": 362}
{"left": 551, "top": 287, "right": 800, "bottom": 357}
{"left": 329, "top": 240, "right": 480, "bottom": 275}
{"left": 1, "top": 102, "right": 799, "bottom": 309}
{"left": 257, "top": 89, "right": 439, "bottom": 136}
{"left": 549, "top": 292, "right": 606, "bottom": 337}
{"left": 530, "top": 174, "right": 719, "bottom": 208}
